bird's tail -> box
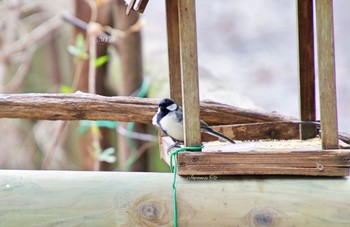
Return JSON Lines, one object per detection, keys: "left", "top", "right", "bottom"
{"left": 203, "top": 128, "right": 235, "bottom": 144}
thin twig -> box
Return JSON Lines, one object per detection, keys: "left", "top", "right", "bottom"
{"left": 0, "top": 15, "right": 62, "bottom": 61}
{"left": 41, "top": 121, "right": 68, "bottom": 170}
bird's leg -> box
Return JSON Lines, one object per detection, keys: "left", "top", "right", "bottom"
{"left": 167, "top": 141, "right": 182, "bottom": 154}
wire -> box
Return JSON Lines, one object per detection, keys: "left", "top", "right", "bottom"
{"left": 170, "top": 145, "right": 203, "bottom": 227}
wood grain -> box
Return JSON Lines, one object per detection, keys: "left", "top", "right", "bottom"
{"left": 177, "top": 150, "right": 350, "bottom": 176}
{"left": 297, "top": 0, "right": 317, "bottom": 140}
{"left": 315, "top": 0, "right": 339, "bottom": 149}
{"left": 206, "top": 121, "right": 300, "bottom": 141}
{"left": 160, "top": 133, "right": 350, "bottom": 177}
{"left": 178, "top": 0, "right": 201, "bottom": 147}
{"left": 166, "top": 0, "right": 182, "bottom": 105}
{"left": 1, "top": 170, "right": 350, "bottom": 226}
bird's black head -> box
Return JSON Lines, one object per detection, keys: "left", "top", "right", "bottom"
{"left": 159, "top": 98, "right": 179, "bottom": 113}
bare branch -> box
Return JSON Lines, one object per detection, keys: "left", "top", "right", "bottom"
{"left": 0, "top": 15, "right": 62, "bottom": 61}
{"left": 0, "top": 92, "right": 295, "bottom": 125}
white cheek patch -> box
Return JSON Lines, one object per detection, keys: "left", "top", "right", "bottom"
{"left": 152, "top": 108, "right": 161, "bottom": 126}
{"left": 167, "top": 103, "right": 178, "bottom": 111}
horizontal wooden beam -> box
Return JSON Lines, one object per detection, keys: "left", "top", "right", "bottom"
{"left": 0, "top": 170, "right": 349, "bottom": 226}
{"left": 177, "top": 150, "right": 350, "bottom": 176}
{"left": 0, "top": 93, "right": 294, "bottom": 125}
{"left": 160, "top": 135, "right": 350, "bottom": 176}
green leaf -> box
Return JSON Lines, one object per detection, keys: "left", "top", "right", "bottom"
{"left": 78, "top": 120, "right": 91, "bottom": 134}
{"left": 94, "top": 55, "right": 109, "bottom": 68}
{"left": 76, "top": 33, "right": 85, "bottom": 51}
{"left": 67, "top": 45, "right": 80, "bottom": 56}
{"left": 99, "top": 147, "right": 116, "bottom": 163}
{"left": 59, "top": 85, "right": 74, "bottom": 93}
{"left": 90, "top": 123, "right": 100, "bottom": 135}
{"left": 67, "top": 33, "right": 89, "bottom": 59}
{"left": 96, "top": 120, "right": 117, "bottom": 129}
{"left": 78, "top": 120, "right": 117, "bottom": 134}
{"left": 67, "top": 45, "right": 89, "bottom": 59}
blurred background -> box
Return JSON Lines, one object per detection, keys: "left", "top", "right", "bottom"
{"left": 0, "top": 0, "right": 348, "bottom": 171}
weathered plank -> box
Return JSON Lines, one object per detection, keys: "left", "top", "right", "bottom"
{"left": 0, "top": 170, "right": 350, "bottom": 226}
{"left": 315, "top": 0, "right": 339, "bottom": 149}
{"left": 177, "top": 150, "right": 350, "bottom": 176}
{"left": 0, "top": 93, "right": 295, "bottom": 125}
{"left": 160, "top": 135, "right": 350, "bottom": 176}
{"left": 166, "top": 0, "right": 182, "bottom": 105}
{"left": 204, "top": 121, "right": 300, "bottom": 141}
{"left": 178, "top": 0, "right": 201, "bottom": 147}
{"left": 297, "top": 0, "right": 317, "bottom": 139}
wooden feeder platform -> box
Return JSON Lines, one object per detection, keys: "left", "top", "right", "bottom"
{"left": 126, "top": 1, "right": 350, "bottom": 177}
{"left": 160, "top": 135, "right": 350, "bottom": 177}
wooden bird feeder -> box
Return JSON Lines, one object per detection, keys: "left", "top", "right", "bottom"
{"left": 125, "top": 0, "right": 149, "bottom": 15}
{"left": 127, "top": 0, "right": 350, "bottom": 176}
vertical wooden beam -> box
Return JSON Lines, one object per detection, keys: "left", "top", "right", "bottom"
{"left": 297, "top": 0, "right": 317, "bottom": 140}
{"left": 178, "top": 0, "right": 201, "bottom": 147}
{"left": 166, "top": 0, "right": 182, "bottom": 105}
{"left": 315, "top": 0, "right": 339, "bottom": 149}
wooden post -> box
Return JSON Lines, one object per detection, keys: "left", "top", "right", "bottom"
{"left": 178, "top": 0, "right": 201, "bottom": 147}
{"left": 297, "top": 0, "right": 317, "bottom": 140}
{"left": 315, "top": 0, "right": 339, "bottom": 149}
{"left": 166, "top": 0, "right": 182, "bottom": 105}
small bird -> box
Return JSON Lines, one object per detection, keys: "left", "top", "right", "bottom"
{"left": 152, "top": 98, "right": 235, "bottom": 149}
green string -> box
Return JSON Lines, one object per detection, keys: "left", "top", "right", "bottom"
{"left": 170, "top": 145, "right": 203, "bottom": 227}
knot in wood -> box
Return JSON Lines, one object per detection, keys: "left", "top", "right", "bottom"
{"left": 254, "top": 213, "right": 273, "bottom": 227}
{"left": 342, "top": 156, "right": 350, "bottom": 163}
{"left": 179, "top": 162, "right": 186, "bottom": 167}
{"left": 246, "top": 206, "right": 285, "bottom": 227}
{"left": 138, "top": 202, "right": 160, "bottom": 220}
{"left": 316, "top": 163, "right": 324, "bottom": 171}
{"left": 269, "top": 130, "right": 277, "bottom": 138}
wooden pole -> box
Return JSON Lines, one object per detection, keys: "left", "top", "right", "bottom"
{"left": 178, "top": 0, "right": 201, "bottom": 147}
{"left": 297, "top": 0, "right": 317, "bottom": 140}
{"left": 315, "top": 0, "right": 339, "bottom": 149}
{"left": 166, "top": 0, "right": 182, "bottom": 105}
{"left": 1, "top": 170, "right": 350, "bottom": 226}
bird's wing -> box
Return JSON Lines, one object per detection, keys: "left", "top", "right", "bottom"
{"left": 200, "top": 120, "right": 235, "bottom": 144}
{"left": 174, "top": 111, "right": 183, "bottom": 122}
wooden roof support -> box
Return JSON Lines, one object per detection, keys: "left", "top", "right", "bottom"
{"left": 315, "top": 0, "right": 339, "bottom": 149}
{"left": 297, "top": 0, "right": 317, "bottom": 140}
{"left": 166, "top": 0, "right": 201, "bottom": 147}
{"left": 178, "top": 0, "right": 201, "bottom": 147}
{"left": 166, "top": 0, "right": 182, "bottom": 105}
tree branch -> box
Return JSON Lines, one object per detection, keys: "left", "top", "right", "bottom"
{"left": 0, "top": 92, "right": 295, "bottom": 125}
